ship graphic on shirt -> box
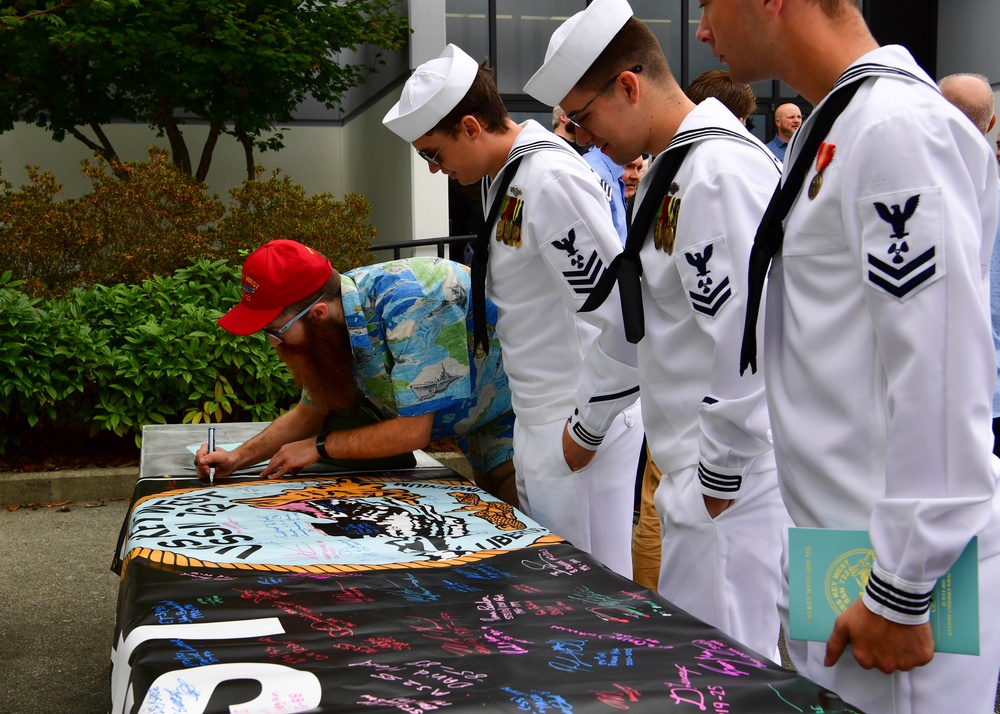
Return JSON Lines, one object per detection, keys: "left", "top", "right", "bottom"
{"left": 410, "top": 363, "right": 463, "bottom": 400}
{"left": 426, "top": 281, "right": 468, "bottom": 319}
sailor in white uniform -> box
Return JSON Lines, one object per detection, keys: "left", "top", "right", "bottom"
{"left": 526, "top": 0, "right": 790, "bottom": 660}
{"left": 384, "top": 45, "right": 643, "bottom": 577}
{"left": 698, "top": 1, "right": 1000, "bottom": 711}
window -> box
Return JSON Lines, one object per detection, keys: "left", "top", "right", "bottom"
{"left": 446, "top": 0, "right": 490, "bottom": 68}
{"left": 445, "top": 0, "right": 801, "bottom": 120}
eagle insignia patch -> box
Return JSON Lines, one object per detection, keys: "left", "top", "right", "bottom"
{"left": 862, "top": 189, "right": 942, "bottom": 301}
{"left": 678, "top": 238, "right": 736, "bottom": 318}
{"left": 551, "top": 227, "right": 605, "bottom": 296}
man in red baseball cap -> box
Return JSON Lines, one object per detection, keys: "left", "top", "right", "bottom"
{"left": 196, "top": 240, "right": 518, "bottom": 505}
{"left": 217, "top": 239, "right": 333, "bottom": 336}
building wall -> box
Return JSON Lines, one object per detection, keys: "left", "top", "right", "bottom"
{"left": 0, "top": 111, "right": 450, "bottom": 253}
{"left": 937, "top": 0, "right": 1000, "bottom": 81}
{"left": 0, "top": 121, "right": 345, "bottom": 202}
{"left": 342, "top": 90, "right": 449, "bottom": 249}
{"left": 11, "top": 1, "right": 994, "bottom": 262}
{"left": 936, "top": 0, "right": 1000, "bottom": 162}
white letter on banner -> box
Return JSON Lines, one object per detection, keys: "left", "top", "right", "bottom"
{"left": 110, "top": 618, "right": 309, "bottom": 714}
{"left": 138, "top": 662, "right": 322, "bottom": 714}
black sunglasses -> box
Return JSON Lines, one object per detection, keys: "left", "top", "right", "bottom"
{"left": 416, "top": 125, "right": 458, "bottom": 167}
{"left": 565, "top": 65, "right": 642, "bottom": 136}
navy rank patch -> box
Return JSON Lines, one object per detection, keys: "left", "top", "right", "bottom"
{"left": 551, "top": 227, "right": 605, "bottom": 296}
{"left": 678, "top": 238, "right": 736, "bottom": 318}
{"left": 861, "top": 188, "right": 942, "bottom": 301}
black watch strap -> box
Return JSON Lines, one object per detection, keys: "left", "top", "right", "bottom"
{"left": 315, "top": 430, "right": 331, "bottom": 460}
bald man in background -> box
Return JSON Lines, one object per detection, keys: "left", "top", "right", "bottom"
{"left": 764, "top": 102, "right": 802, "bottom": 161}
{"left": 939, "top": 73, "right": 995, "bottom": 136}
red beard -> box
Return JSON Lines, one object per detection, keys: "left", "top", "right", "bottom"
{"left": 276, "top": 314, "right": 359, "bottom": 413}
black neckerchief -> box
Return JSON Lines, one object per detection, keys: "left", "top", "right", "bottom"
{"left": 580, "top": 143, "right": 691, "bottom": 343}
{"left": 738, "top": 61, "right": 932, "bottom": 375}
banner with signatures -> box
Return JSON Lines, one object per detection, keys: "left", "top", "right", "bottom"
{"left": 111, "top": 473, "right": 863, "bottom": 714}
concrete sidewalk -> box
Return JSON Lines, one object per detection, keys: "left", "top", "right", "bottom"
{"left": 0, "top": 496, "right": 127, "bottom": 714}
{"left": 0, "top": 467, "right": 138, "bottom": 507}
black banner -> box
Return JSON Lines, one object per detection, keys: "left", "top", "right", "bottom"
{"left": 110, "top": 474, "right": 862, "bottom": 713}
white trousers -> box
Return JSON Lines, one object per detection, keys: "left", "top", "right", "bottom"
{"left": 656, "top": 461, "right": 789, "bottom": 662}
{"left": 513, "top": 400, "right": 642, "bottom": 578}
{"left": 780, "top": 532, "right": 1000, "bottom": 714}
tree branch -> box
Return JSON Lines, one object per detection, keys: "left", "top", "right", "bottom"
{"left": 236, "top": 129, "right": 255, "bottom": 182}
{"left": 1, "top": 1, "right": 86, "bottom": 27}
{"left": 88, "top": 120, "right": 119, "bottom": 159}
{"left": 64, "top": 124, "right": 112, "bottom": 158}
{"left": 157, "top": 100, "right": 191, "bottom": 176}
{"left": 194, "top": 122, "right": 222, "bottom": 183}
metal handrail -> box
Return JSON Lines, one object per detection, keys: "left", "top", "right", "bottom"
{"left": 369, "top": 235, "right": 475, "bottom": 262}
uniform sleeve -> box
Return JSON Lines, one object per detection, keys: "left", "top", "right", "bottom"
{"left": 675, "top": 165, "right": 778, "bottom": 499}
{"left": 371, "top": 273, "right": 473, "bottom": 418}
{"left": 848, "top": 112, "right": 999, "bottom": 625}
{"left": 527, "top": 164, "right": 639, "bottom": 448}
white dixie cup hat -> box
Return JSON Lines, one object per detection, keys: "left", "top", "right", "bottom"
{"left": 523, "top": 0, "right": 633, "bottom": 107}
{"left": 383, "top": 43, "right": 480, "bottom": 142}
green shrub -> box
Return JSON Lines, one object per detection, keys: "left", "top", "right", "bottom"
{"left": 211, "top": 166, "right": 376, "bottom": 272}
{"left": 0, "top": 148, "right": 376, "bottom": 298}
{"left": 0, "top": 168, "right": 92, "bottom": 298}
{"left": 0, "top": 259, "right": 299, "bottom": 453}
{"left": 0, "top": 150, "right": 225, "bottom": 297}
{"left": 0, "top": 149, "right": 378, "bottom": 455}
{"left": 76, "top": 149, "right": 225, "bottom": 287}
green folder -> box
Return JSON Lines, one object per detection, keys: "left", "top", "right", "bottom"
{"left": 787, "top": 528, "right": 979, "bottom": 655}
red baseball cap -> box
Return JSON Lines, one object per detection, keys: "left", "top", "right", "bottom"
{"left": 218, "top": 240, "right": 333, "bottom": 335}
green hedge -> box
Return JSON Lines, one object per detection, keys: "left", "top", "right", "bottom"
{"left": 0, "top": 149, "right": 377, "bottom": 299}
{"left": 0, "top": 258, "right": 297, "bottom": 454}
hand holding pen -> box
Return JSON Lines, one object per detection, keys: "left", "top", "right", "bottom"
{"left": 208, "top": 426, "right": 216, "bottom": 485}
{"left": 195, "top": 429, "right": 237, "bottom": 482}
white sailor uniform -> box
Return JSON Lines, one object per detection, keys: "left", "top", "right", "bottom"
{"left": 630, "top": 99, "right": 789, "bottom": 660}
{"left": 764, "top": 46, "right": 1000, "bottom": 714}
{"left": 484, "top": 120, "right": 643, "bottom": 578}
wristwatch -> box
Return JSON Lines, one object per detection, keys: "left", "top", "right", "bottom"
{"left": 315, "top": 431, "right": 331, "bottom": 460}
